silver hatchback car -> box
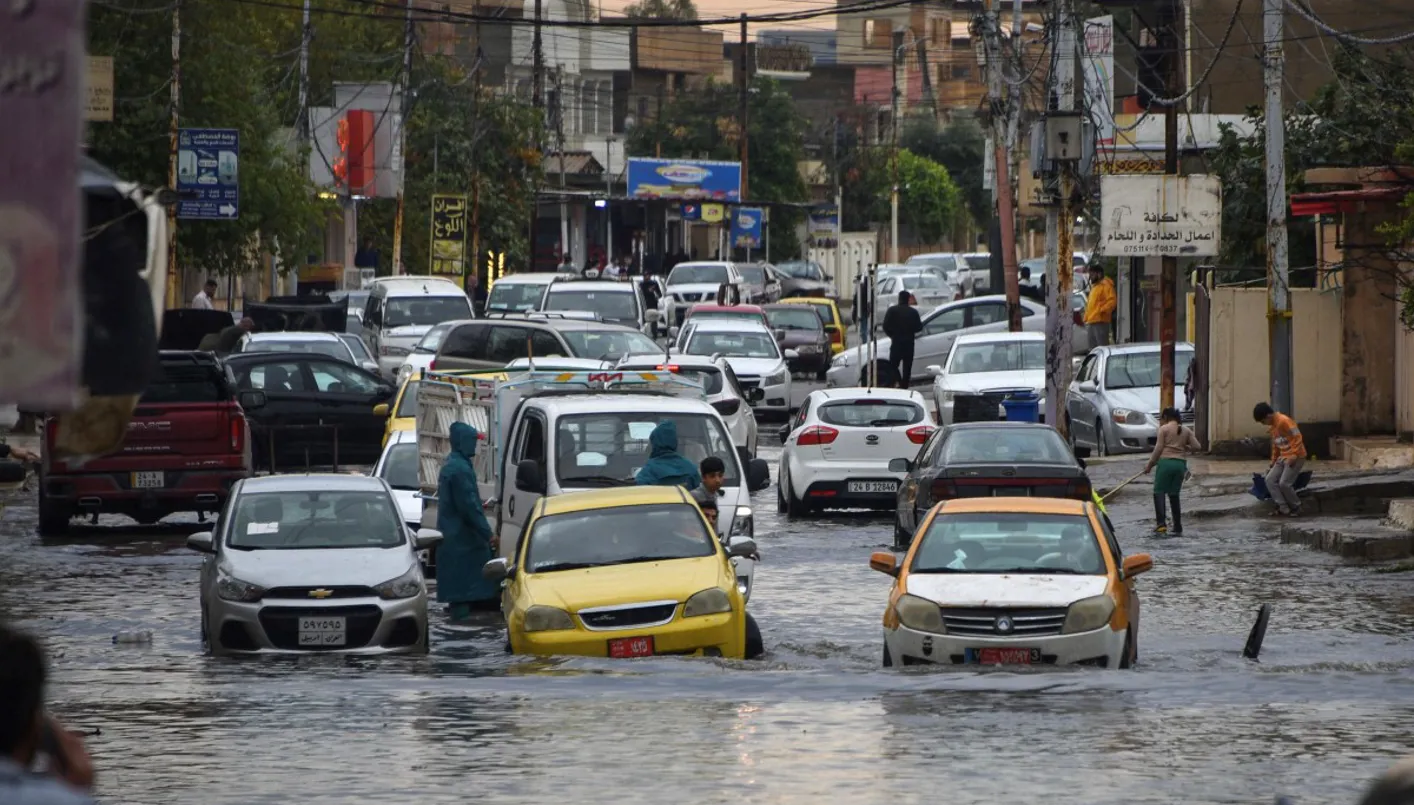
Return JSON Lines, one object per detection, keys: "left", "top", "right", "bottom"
{"left": 188, "top": 474, "right": 443, "bottom": 656}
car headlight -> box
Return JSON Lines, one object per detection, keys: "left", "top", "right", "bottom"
{"left": 765, "top": 369, "right": 788, "bottom": 385}
{"left": 797, "top": 344, "right": 821, "bottom": 354}
{"left": 379, "top": 344, "right": 411, "bottom": 357}
{"left": 373, "top": 566, "right": 424, "bottom": 600}
{"left": 894, "top": 593, "right": 945, "bottom": 633}
{"left": 523, "top": 605, "right": 575, "bottom": 632}
{"left": 940, "top": 390, "right": 956, "bottom": 404}
{"left": 216, "top": 574, "right": 267, "bottom": 603}
{"left": 683, "top": 587, "right": 733, "bottom": 617}
{"left": 730, "top": 506, "right": 754, "bottom": 537}
{"left": 832, "top": 352, "right": 853, "bottom": 368}
{"left": 1061, "top": 595, "right": 1116, "bottom": 634}
{"left": 1111, "top": 408, "right": 1147, "bottom": 426}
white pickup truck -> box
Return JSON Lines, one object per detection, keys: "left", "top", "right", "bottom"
{"left": 416, "top": 368, "right": 768, "bottom": 599}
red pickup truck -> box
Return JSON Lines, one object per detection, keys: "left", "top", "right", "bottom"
{"left": 38, "top": 351, "right": 265, "bottom": 535}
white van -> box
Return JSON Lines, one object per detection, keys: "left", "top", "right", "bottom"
{"left": 362, "top": 276, "right": 474, "bottom": 378}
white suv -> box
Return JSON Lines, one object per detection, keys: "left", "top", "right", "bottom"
{"left": 663, "top": 261, "right": 746, "bottom": 328}
{"left": 617, "top": 354, "right": 762, "bottom": 457}
{"left": 675, "top": 319, "right": 794, "bottom": 419}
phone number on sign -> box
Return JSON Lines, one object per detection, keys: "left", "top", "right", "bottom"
{"left": 1113, "top": 244, "right": 1209, "bottom": 256}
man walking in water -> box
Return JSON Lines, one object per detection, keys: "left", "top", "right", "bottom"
{"left": 882, "top": 290, "right": 923, "bottom": 388}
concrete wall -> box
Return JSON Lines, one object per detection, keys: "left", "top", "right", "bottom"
{"left": 1207, "top": 287, "right": 1342, "bottom": 444}
{"left": 1396, "top": 320, "right": 1414, "bottom": 440}
{"left": 808, "top": 232, "right": 877, "bottom": 303}
{"left": 1342, "top": 209, "right": 1400, "bottom": 436}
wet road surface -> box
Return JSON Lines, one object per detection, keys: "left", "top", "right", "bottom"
{"left": 3, "top": 434, "right": 1413, "bottom": 804}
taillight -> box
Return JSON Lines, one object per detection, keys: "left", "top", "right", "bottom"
{"left": 230, "top": 413, "right": 245, "bottom": 453}
{"left": 711, "top": 398, "right": 741, "bottom": 416}
{"left": 796, "top": 425, "right": 839, "bottom": 446}
{"left": 1072, "top": 478, "right": 1092, "bottom": 500}
{"left": 906, "top": 425, "right": 934, "bottom": 444}
{"left": 930, "top": 478, "right": 958, "bottom": 499}
{"left": 829, "top": 328, "right": 842, "bottom": 344}
{"left": 428, "top": 359, "right": 437, "bottom": 372}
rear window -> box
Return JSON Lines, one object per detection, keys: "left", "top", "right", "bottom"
{"left": 620, "top": 365, "right": 724, "bottom": 395}
{"left": 440, "top": 324, "right": 485, "bottom": 358}
{"left": 140, "top": 361, "right": 229, "bottom": 404}
{"left": 767, "top": 308, "right": 822, "bottom": 331}
{"left": 817, "top": 399, "right": 923, "bottom": 428}
{"left": 383, "top": 295, "right": 472, "bottom": 327}
{"left": 805, "top": 303, "right": 834, "bottom": 325}
{"left": 942, "top": 428, "right": 1074, "bottom": 465}
{"left": 246, "top": 339, "right": 349, "bottom": 361}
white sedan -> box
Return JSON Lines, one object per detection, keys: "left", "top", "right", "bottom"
{"left": 394, "top": 322, "right": 454, "bottom": 386}
{"left": 929, "top": 332, "right": 1046, "bottom": 425}
{"left": 777, "top": 388, "right": 935, "bottom": 515}
{"left": 617, "top": 354, "right": 762, "bottom": 457}
{"left": 678, "top": 319, "right": 794, "bottom": 419}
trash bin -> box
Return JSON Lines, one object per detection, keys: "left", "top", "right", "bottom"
{"left": 1001, "top": 391, "right": 1041, "bottom": 423}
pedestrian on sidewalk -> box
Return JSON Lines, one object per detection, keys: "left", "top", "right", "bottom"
{"left": 1082, "top": 264, "right": 1115, "bottom": 347}
{"left": 1144, "top": 407, "right": 1200, "bottom": 534}
{"left": 1254, "top": 401, "right": 1306, "bottom": 517}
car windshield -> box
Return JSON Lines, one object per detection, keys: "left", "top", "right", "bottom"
{"left": 544, "top": 289, "right": 638, "bottom": 321}
{"left": 559, "top": 329, "right": 661, "bottom": 360}
{"left": 690, "top": 310, "right": 762, "bottom": 326}
{"left": 901, "top": 274, "right": 947, "bottom": 290}
{"left": 949, "top": 341, "right": 1045, "bottom": 374}
{"left": 817, "top": 399, "right": 924, "bottom": 427}
{"left": 908, "top": 255, "right": 956, "bottom": 271}
{"left": 378, "top": 442, "right": 419, "bottom": 491}
{"left": 738, "top": 265, "right": 767, "bottom": 285}
{"left": 668, "top": 264, "right": 728, "bottom": 285}
{"left": 487, "top": 281, "right": 548, "bottom": 312}
{"left": 414, "top": 324, "right": 451, "bottom": 353}
{"left": 524, "top": 503, "right": 716, "bottom": 573}
{"left": 246, "top": 338, "right": 350, "bottom": 362}
{"left": 384, "top": 296, "right": 472, "bottom": 327}
{"left": 1105, "top": 351, "right": 1195, "bottom": 390}
{"left": 556, "top": 413, "right": 740, "bottom": 487}
{"left": 964, "top": 255, "right": 991, "bottom": 271}
{"left": 776, "top": 261, "right": 823, "bottom": 280}
{"left": 618, "top": 365, "right": 725, "bottom": 395}
{"left": 942, "top": 427, "right": 1074, "bottom": 464}
{"left": 339, "top": 334, "right": 373, "bottom": 361}
{"left": 226, "top": 490, "right": 405, "bottom": 550}
{"left": 767, "top": 308, "right": 822, "bottom": 331}
{"left": 912, "top": 512, "right": 1106, "bottom": 575}
{"left": 803, "top": 302, "right": 834, "bottom": 325}
{"left": 686, "top": 331, "right": 780, "bottom": 359}
{"left": 395, "top": 380, "right": 420, "bottom": 418}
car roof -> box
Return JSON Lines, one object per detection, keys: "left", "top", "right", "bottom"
{"left": 671, "top": 261, "right": 733, "bottom": 269}
{"left": 937, "top": 497, "right": 1089, "bottom": 516}
{"left": 953, "top": 331, "right": 1045, "bottom": 345}
{"left": 223, "top": 350, "right": 351, "bottom": 364}
{"left": 947, "top": 421, "right": 1055, "bottom": 431}
{"left": 619, "top": 354, "right": 720, "bottom": 370}
{"left": 547, "top": 280, "right": 633, "bottom": 292}
{"left": 369, "top": 276, "right": 463, "bottom": 291}
{"left": 457, "top": 317, "right": 634, "bottom": 333}
{"left": 493, "top": 273, "right": 561, "bottom": 285}
{"left": 536, "top": 395, "right": 717, "bottom": 416}
{"left": 539, "top": 485, "right": 691, "bottom": 516}
{"left": 240, "top": 473, "right": 389, "bottom": 493}
{"left": 689, "top": 304, "right": 764, "bottom": 313}
{"left": 248, "top": 331, "right": 341, "bottom": 341}
{"left": 1099, "top": 341, "right": 1196, "bottom": 355}
{"left": 779, "top": 296, "right": 836, "bottom": 305}
{"left": 386, "top": 429, "right": 417, "bottom": 445}
{"left": 810, "top": 387, "right": 926, "bottom": 403}
{"left": 686, "top": 319, "right": 773, "bottom": 334}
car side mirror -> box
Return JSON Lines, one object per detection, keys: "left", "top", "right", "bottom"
{"left": 1078, "top": 381, "right": 1098, "bottom": 393}
{"left": 237, "top": 389, "right": 267, "bottom": 410}
{"left": 414, "top": 528, "right": 443, "bottom": 550}
{"left": 888, "top": 457, "right": 912, "bottom": 473}
{"left": 186, "top": 530, "right": 215, "bottom": 553}
{"left": 784, "top": 349, "right": 800, "bottom": 360}
{"left": 1122, "top": 553, "right": 1154, "bottom": 577}
{"left": 869, "top": 550, "right": 899, "bottom": 576}
{"left": 515, "top": 459, "right": 547, "bottom": 494}
{"left": 747, "top": 458, "right": 771, "bottom": 492}
{"left": 483, "top": 557, "right": 512, "bottom": 581}
{"left": 373, "top": 403, "right": 390, "bottom": 417}
{"left": 927, "top": 364, "right": 943, "bottom": 377}
{"left": 825, "top": 273, "right": 834, "bottom": 282}
{"left": 669, "top": 326, "right": 680, "bottom": 339}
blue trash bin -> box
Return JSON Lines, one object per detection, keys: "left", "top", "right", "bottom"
{"left": 1001, "top": 391, "right": 1041, "bottom": 422}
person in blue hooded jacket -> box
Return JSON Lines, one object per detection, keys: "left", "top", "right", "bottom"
{"left": 437, "top": 422, "right": 499, "bottom": 618}
{"left": 634, "top": 421, "right": 702, "bottom": 490}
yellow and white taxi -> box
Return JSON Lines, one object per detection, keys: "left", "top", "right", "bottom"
{"left": 870, "top": 497, "right": 1152, "bottom": 669}
{"left": 483, "top": 486, "right": 761, "bottom": 659}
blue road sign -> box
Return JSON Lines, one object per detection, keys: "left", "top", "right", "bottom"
{"left": 177, "top": 128, "right": 239, "bottom": 220}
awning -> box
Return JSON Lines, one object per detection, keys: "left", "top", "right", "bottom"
{"left": 1289, "top": 187, "right": 1408, "bottom": 217}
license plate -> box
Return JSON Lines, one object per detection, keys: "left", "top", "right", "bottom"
{"left": 298, "top": 616, "right": 347, "bottom": 647}
{"left": 968, "top": 647, "right": 1042, "bottom": 665}
{"left": 848, "top": 481, "right": 899, "bottom": 494}
{"left": 608, "top": 636, "right": 654, "bottom": 658}
{"left": 131, "top": 471, "right": 164, "bottom": 489}
{"left": 993, "top": 487, "right": 1030, "bottom": 497}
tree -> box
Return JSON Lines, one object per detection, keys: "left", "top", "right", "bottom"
{"left": 902, "top": 114, "right": 990, "bottom": 230}
{"left": 623, "top": 0, "right": 698, "bottom": 20}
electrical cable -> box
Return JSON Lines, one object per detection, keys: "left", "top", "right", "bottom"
{"left": 1284, "top": 0, "right": 1414, "bottom": 46}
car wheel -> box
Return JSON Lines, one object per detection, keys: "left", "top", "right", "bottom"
{"left": 1119, "top": 628, "right": 1136, "bottom": 669}
{"left": 784, "top": 470, "right": 809, "bottom": 517}
{"left": 776, "top": 479, "right": 788, "bottom": 514}
{"left": 200, "top": 607, "right": 211, "bottom": 654}
{"left": 883, "top": 642, "right": 895, "bottom": 668}
{"left": 36, "top": 486, "right": 71, "bottom": 537}
{"left": 744, "top": 613, "right": 765, "bottom": 660}
{"left": 1096, "top": 421, "right": 1109, "bottom": 457}
{"left": 132, "top": 510, "right": 165, "bottom": 526}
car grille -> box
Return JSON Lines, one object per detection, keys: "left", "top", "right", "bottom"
{"left": 264, "top": 586, "right": 378, "bottom": 600}
{"left": 736, "top": 376, "right": 761, "bottom": 390}
{"left": 258, "top": 604, "right": 383, "bottom": 650}
{"left": 940, "top": 607, "right": 1069, "bottom": 637}
{"left": 674, "top": 292, "right": 705, "bottom": 303}
{"left": 578, "top": 602, "right": 678, "bottom": 631}
{"left": 953, "top": 393, "right": 1007, "bottom": 423}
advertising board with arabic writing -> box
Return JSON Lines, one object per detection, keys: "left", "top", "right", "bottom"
{"left": 1100, "top": 175, "right": 1221, "bottom": 257}
{"left": 429, "top": 193, "right": 468, "bottom": 287}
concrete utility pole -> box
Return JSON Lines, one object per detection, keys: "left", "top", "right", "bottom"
{"left": 739, "top": 14, "right": 750, "bottom": 201}
{"left": 1043, "top": 2, "right": 1077, "bottom": 433}
{"left": 391, "top": 0, "right": 413, "bottom": 276}
{"left": 165, "top": 0, "right": 181, "bottom": 309}
{"left": 530, "top": 0, "right": 544, "bottom": 269}
{"left": 890, "top": 29, "right": 903, "bottom": 264}
{"left": 1158, "top": 0, "right": 1184, "bottom": 411}
{"left": 1264, "top": 0, "right": 1293, "bottom": 415}
{"left": 296, "top": 0, "right": 311, "bottom": 148}
{"left": 555, "top": 68, "right": 569, "bottom": 262}
{"left": 983, "top": 0, "right": 1022, "bottom": 331}
{"left": 833, "top": 116, "right": 843, "bottom": 286}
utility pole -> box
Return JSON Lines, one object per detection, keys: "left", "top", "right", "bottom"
{"left": 1043, "top": 2, "right": 1077, "bottom": 434}
{"left": 983, "top": 0, "right": 1021, "bottom": 331}
{"left": 555, "top": 68, "right": 569, "bottom": 263}
{"left": 890, "top": 29, "right": 903, "bottom": 264}
{"left": 1005, "top": 0, "right": 1024, "bottom": 258}
{"left": 1158, "top": 0, "right": 1184, "bottom": 411}
{"left": 739, "top": 14, "right": 750, "bottom": 201}
{"left": 165, "top": 0, "right": 181, "bottom": 309}
{"left": 296, "top": 0, "right": 311, "bottom": 148}
{"left": 1264, "top": 0, "right": 1293, "bottom": 415}
{"left": 390, "top": 0, "right": 413, "bottom": 276}
{"left": 531, "top": 0, "right": 544, "bottom": 270}
{"left": 833, "top": 116, "right": 843, "bottom": 286}
{"left": 532, "top": 0, "right": 544, "bottom": 109}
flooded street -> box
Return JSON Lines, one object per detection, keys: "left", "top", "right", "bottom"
{"left": 3, "top": 432, "right": 1413, "bottom": 805}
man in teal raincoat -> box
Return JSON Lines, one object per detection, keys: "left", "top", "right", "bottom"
{"left": 634, "top": 421, "right": 702, "bottom": 490}
{"left": 437, "top": 422, "right": 500, "bottom": 618}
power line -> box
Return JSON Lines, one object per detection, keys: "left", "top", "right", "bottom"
{"left": 1284, "top": 0, "right": 1414, "bottom": 46}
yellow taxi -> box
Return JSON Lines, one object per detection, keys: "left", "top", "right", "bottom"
{"left": 374, "top": 372, "right": 422, "bottom": 447}
{"left": 869, "top": 497, "right": 1152, "bottom": 669}
{"left": 779, "top": 296, "right": 847, "bottom": 355}
{"left": 482, "top": 486, "right": 761, "bottom": 659}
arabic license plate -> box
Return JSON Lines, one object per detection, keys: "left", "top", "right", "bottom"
{"left": 298, "top": 616, "right": 347, "bottom": 647}
{"left": 969, "top": 647, "right": 1041, "bottom": 665}
{"left": 608, "top": 636, "right": 654, "bottom": 658}
{"left": 131, "top": 471, "right": 164, "bottom": 489}
{"left": 848, "top": 481, "right": 899, "bottom": 494}
{"left": 993, "top": 487, "right": 1030, "bottom": 497}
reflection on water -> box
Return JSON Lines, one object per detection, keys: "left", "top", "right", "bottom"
{"left": 1, "top": 443, "right": 1412, "bottom": 804}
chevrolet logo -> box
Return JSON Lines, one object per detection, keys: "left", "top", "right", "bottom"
{"left": 308, "top": 589, "right": 334, "bottom": 599}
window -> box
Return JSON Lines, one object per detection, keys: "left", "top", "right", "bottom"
{"left": 227, "top": 490, "right": 404, "bottom": 550}
{"left": 378, "top": 442, "right": 420, "bottom": 491}
{"left": 922, "top": 306, "right": 965, "bottom": 335}
{"left": 865, "top": 18, "right": 893, "bottom": 47}
{"left": 364, "top": 296, "right": 381, "bottom": 326}
{"left": 948, "top": 341, "right": 1045, "bottom": 374}
{"left": 486, "top": 282, "right": 549, "bottom": 313}
{"left": 817, "top": 400, "right": 924, "bottom": 428}
{"left": 597, "top": 84, "right": 612, "bottom": 134}
{"left": 441, "top": 323, "right": 488, "bottom": 359}
{"left": 1103, "top": 351, "right": 1195, "bottom": 390}
{"left": 383, "top": 296, "right": 472, "bottom": 328}
{"left": 559, "top": 329, "right": 659, "bottom": 360}
{"left": 340, "top": 334, "right": 374, "bottom": 362}
{"left": 919, "top": 427, "right": 946, "bottom": 466}
{"left": 517, "top": 413, "right": 548, "bottom": 466}
{"left": 911, "top": 512, "right": 1106, "bottom": 575}
{"left": 667, "top": 263, "right": 729, "bottom": 285}
{"left": 544, "top": 289, "right": 639, "bottom": 322}
{"left": 1076, "top": 354, "right": 1099, "bottom": 384}
{"left": 413, "top": 324, "right": 452, "bottom": 354}
{"left": 395, "top": 380, "right": 421, "bottom": 418}
{"left": 686, "top": 331, "right": 780, "bottom": 360}
{"left": 308, "top": 361, "right": 379, "bottom": 394}
{"left": 485, "top": 325, "right": 532, "bottom": 363}
{"left": 238, "top": 361, "right": 305, "bottom": 392}
{"left": 555, "top": 412, "right": 739, "bottom": 486}
{"left": 951, "top": 65, "right": 971, "bottom": 81}
{"left": 524, "top": 504, "right": 716, "bottom": 573}
{"left": 970, "top": 303, "right": 1007, "bottom": 326}
{"left": 766, "top": 307, "right": 823, "bottom": 333}
{"left": 942, "top": 427, "right": 1074, "bottom": 465}
{"left": 531, "top": 330, "right": 565, "bottom": 359}
{"left": 141, "top": 362, "right": 227, "bottom": 404}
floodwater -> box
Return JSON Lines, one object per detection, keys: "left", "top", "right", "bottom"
{"left": 2, "top": 440, "right": 1412, "bottom": 805}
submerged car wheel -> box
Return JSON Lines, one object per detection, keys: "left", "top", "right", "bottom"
{"left": 36, "top": 486, "right": 72, "bottom": 537}
{"left": 1119, "top": 627, "right": 1136, "bottom": 669}
{"left": 784, "top": 470, "right": 809, "bottom": 517}
{"left": 745, "top": 613, "right": 765, "bottom": 659}
{"left": 776, "top": 480, "right": 788, "bottom": 513}
{"left": 1096, "top": 421, "right": 1109, "bottom": 457}
{"left": 883, "top": 643, "right": 894, "bottom": 668}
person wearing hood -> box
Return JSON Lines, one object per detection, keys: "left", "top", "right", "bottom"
{"left": 436, "top": 422, "right": 499, "bottom": 619}
{"left": 634, "top": 421, "right": 702, "bottom": 490}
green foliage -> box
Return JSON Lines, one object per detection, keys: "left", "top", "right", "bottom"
{"left": 895, "top": 150, "right": 963, "bottom": 244}
{"left": 623, "top": 0, "right": 698, "bottom": 20}
{"left": 901, "top": 114, "right": 989, "bottom": 229}
{"left": 626, "top": 77, "right": 808, "bottom": 259}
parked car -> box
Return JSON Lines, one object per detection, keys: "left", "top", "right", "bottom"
{"left": 888, "top": 422, "right": 1093, "bottom": 548}
{"left": 773, "top": 260, "right": 837, "bottom": 302}
{"left": 187, "top": 473, "right": 442, "bottom": 655}
{"left": 671, "top": 304, "right": 772, "bottom": 348}
{"left": 777, "top": 296, "right": 848, "bottom": 355}
{"left": 431, "top": 318, "right": 661, "bottom": 373}
{"left": 616, "top": 354, "right": 763, "bottom": 457}
{"left": 873, "top": 272, "right": 956, "bottom": 326}
{"left": 224, "top": 351, "right": 395, "bottom": 469}
{"left": 677, "top": 319, "right": 794, "bottom": 418}
{"left": 372, "top": 429, "right": 436, "bottom": 576}
{"left": 929, "top": 332, "right": 1046, "bottom": 426}
{"left": 362, "top": 276, "right": 475, "bottom": 378}
{"left": 955, "top": 253, "right": 993, "bottom": 295}
{"left": 237, "top": 331, "right": 363, "bottom": 366}
{"left": 338, "top": 333, "right": 382, "bottom": 374}
{"left": 663, "top": 261, "right": 746, "bottom": 327}
{"left": 538, "top": 278, "right": 658, "bottom": 336}
{"left": 777, "top": 388, "right": 934, "bottom": 515}
{"left": 378, "top": 371, "right": 421, "bottom": 447}
{"left": 37, "top": 350, "right": 263, "bottom": 535}
{"left": 905, "top": 252, "right": 961, "bottom": 284}
{"left": 394, "top": 322, "right": 454, "bottom": 386}
{"left": 763, "top": 304, "right": 831, "bottom": 378}
{"left": 1065, "top": 342, "right": 1196, "bottom": 456}
{"left": 738, "top": 262, "right": 782, "bottom": 304}
{"left": 868, "top": 497, "right": 1151, "bottom": 668}
{"left": 485, "top": 273, "right": 560, "bottom": 315}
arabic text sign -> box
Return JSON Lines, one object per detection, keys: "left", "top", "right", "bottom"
{"left": 808, "top": 205, "right": 838, "bottom": 248}
{"left": 628, "top": 158, "right": 741, "bottom": 202}
{"left": 730, "top": 207, "right": 764, "bottom": 249}
{"left": 429, "top": 194, "right": 468, "bottom": 284}
{"left": 177, "top": 128, "right": 240, "bottom": 220}
{"left": 1100, "top": 175, "right": 1221, "bottom": 257}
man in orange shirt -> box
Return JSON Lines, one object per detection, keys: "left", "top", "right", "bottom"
{"left": 1082, "top": 264, "right": 1116, "bottom": 346}
{"left": 1254, "top": 402, "right": 1306, "bottom": 516}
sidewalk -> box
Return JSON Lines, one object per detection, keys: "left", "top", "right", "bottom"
{"left": 1086, "top": 453, "right": 1399, "bottom": 499}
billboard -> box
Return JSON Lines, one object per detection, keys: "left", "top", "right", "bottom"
{"left": 730, "top": 207, "right": 764, "bottom": 249}
{"left": 628, "top": 158, "right": 742, "bottom": 202}
{"left": 1083, "top": 16, "right": 1115, "bottom": 148}
{"left": 808, "top": 205, "right": 838, "bottom": 248}
{"left": 429, "top": 194, "right": 469, "bottom": 286}
{"left": 1100, "top": 175, "right": 1221, "bottom": 257}
{"left": 309, "top": 82, "right": 404, "bottom": 198}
